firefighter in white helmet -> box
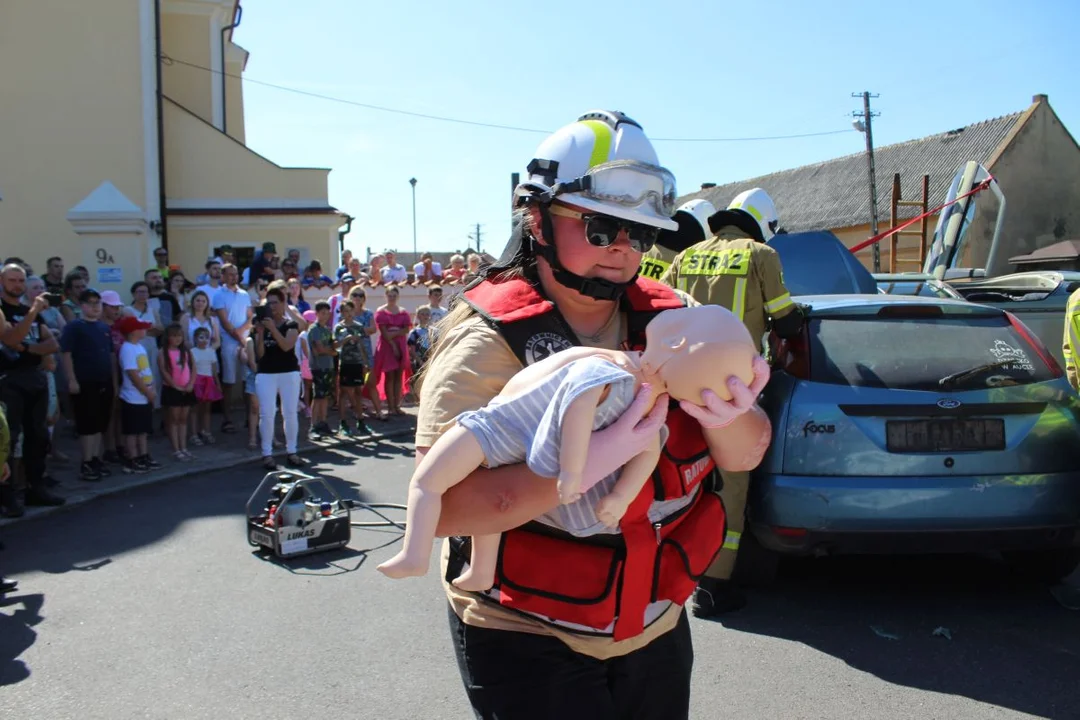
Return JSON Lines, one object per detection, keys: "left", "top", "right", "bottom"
{"left": 422, "top": 110, "right": 773, "bottom": 718}
{"left": 659, "top": 189, "right": 801, "bottom": 618}
{"left": 639, "top": 198, "right": 716, "bottom": 282}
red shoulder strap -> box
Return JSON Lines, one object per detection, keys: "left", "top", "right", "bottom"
{"left": 625, "top": 277, "right": 685, "bottom": 312}
{"left": 462, "top": 277, "right": 554, "bottom": 324}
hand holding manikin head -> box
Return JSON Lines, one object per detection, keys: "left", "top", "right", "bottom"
{"left": 639, "top": 305, "right": 758, "bottom": 404}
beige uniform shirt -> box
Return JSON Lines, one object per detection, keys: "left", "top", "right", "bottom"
{"left": 416, "top": 312, "right": 684, "bottom": 660}
{"left": 661, "top": 231, "right": 796, "bottom": 350}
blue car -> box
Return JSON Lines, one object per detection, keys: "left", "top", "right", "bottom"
{"left": 748, "top": 293, "right": 1080, "bottom": 583}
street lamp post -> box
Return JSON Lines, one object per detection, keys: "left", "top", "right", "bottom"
{"left": 409, "top": 177, "right": 417, "bottom": 258}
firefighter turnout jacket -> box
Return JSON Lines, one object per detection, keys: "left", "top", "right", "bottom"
{"left": 660, "top": 227, "right": 799, "bottom": 349}
{"left": 1063, "top": 286, "right": 1080, "bottom": 390}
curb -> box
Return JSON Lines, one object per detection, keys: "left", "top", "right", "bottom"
{"left": 0, "top": 425, "right": 416, "bottom": 529}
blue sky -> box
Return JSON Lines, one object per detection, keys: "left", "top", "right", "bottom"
{"left": 232, "top": 0, "right": 1078, "bottom": 260}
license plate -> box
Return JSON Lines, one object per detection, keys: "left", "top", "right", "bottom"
{"left": 250, "top": 529, "right": 275, "bottom": 548}
{"left": 886, "top": 418, "right": 1005, "bottom": 453}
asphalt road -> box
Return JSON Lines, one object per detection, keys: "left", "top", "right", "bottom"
{"left": 1, "top": 440, "right": 1078, "bottom": 720}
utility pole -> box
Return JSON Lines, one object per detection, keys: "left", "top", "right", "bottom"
{"left": 468, "top": 223, "right": 484, "bottom": 254}
{"left": 852, "top": 92, "right": 882, "bottom": 272}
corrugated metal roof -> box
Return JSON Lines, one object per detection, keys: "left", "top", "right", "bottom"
{"left": 678, "top": 111, "right": 1024, "bottom": 232}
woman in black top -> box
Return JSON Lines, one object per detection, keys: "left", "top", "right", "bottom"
{"left": 253, "top": 287, "right": 304, "bottom": 469}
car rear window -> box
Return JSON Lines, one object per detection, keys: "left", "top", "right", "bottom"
{"left": 808, "top": 315, "right": 1056, "bottom": 390}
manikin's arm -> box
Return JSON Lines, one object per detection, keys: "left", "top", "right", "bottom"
{"left": 376, "top": 424, "right": 486, "bottom": 579}
{"left": 555, "top": 385, "right": 605, "bottom": 504}
{"left": 595, "top": 432, "right": 662, "bottom": 528}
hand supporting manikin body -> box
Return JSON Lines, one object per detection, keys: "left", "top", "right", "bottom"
{"left": 376, "top": 305, "right": 759, "bottom": 591}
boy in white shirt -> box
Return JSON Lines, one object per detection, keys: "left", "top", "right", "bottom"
{"left": 116, "top": 315, "right": 160, "bottom": 474}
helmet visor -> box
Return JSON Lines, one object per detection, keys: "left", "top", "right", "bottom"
{"left": 557, "top": 160, "right": 677, "bottom": 222}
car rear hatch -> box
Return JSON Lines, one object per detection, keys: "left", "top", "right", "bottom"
{"left": 779, "top": 299, "right": 1078, "bottom": 478}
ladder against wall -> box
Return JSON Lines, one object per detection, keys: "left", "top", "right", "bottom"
{"left": 889, "top": 173, "right": 930, "bottom": 273}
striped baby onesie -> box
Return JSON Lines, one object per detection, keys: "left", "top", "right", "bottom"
{"left": 456, "top": 355, "right": 644, "bottom": 536}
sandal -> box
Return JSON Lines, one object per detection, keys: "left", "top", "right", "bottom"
{"left": 190, "top": 435, "right": 204, "bottom": 446}
{"left": 200, "top": 431, "right": 216, "bottom": 445}
{"left": 221, "top": 421, "right": 237, "bottom": 434}
{"left": 248, "top": 440, "right": 258, "bottom": 451}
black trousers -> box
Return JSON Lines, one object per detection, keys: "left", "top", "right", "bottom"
{"left": 448, "top": 604, "right": 694, "bottom": 720}
{"left": 0, "top": 369, "right": 48, "bottom": 490}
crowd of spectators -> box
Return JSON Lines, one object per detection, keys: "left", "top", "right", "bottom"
{"left": 0, "top": 244, "right": 487, "bottom": 521}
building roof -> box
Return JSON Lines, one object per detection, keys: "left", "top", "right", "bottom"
{"left": 1009, "top": 239, "right": 1080, "bottom": 265}
{"left": 678, "top": 109, "right": 1026, "bottom": 232}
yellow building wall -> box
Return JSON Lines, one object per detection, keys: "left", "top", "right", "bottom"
{"left": 161, "top": 12, "right": 215, "bottom": 126}
{"left": 163, "top": 99, "right": 330, "bottom": 201}
{"left": 224, "top": 44, "right": 246, "bottom": 143}
{"left": 0, "top": 0, "right": 147, "bottom": 267}
{"left": 986, "top": 101, "right": 1080, "bottom": 276}
{"left": 167, "top": 224, "right": 339, "bottom": 288}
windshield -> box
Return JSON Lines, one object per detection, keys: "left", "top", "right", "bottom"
{"left": 808, "top": 315, "right": 1055, "bottom": 390}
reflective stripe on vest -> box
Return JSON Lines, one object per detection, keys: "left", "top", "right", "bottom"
{"left": 722, "top": 530, "right": 742, "bottom": 551}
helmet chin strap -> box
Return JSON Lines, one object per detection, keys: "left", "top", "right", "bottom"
{"left": 530, "top": 205, "right": 637, "bottom": 302}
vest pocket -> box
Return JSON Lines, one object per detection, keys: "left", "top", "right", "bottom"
{"left": 495, "top": 527, "right": 623, "bottom": 631}
{"left": 651, "top": 491, "right": 727, "bottom": 604}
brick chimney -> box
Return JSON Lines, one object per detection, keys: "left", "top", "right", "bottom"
{"left": 1033, "top": 93, "right": 1049, "bottom": 104}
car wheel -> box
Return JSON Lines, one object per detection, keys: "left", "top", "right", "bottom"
{"left": 733, "top": 529, "right": 780, "bottom": 587}
{"left": 1001, "top": 547, "right": 1080, "bottom": 583}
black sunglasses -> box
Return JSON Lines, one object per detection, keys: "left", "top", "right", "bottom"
{"left": 548, "top": 204, "right": 659, "bottom": 253}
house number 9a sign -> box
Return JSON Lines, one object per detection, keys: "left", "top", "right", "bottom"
{"left": 95, "top": 248, "right": 115, "bottom": 264}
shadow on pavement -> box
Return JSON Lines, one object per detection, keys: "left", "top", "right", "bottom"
{"left": 0, "top": 592, "right": 44, "bottom": 686}
{"left": 0, "top": 446, "right": 405, "bottom": 578}
{"left": 713, "top": 554, "right": 1080, "bottom": 719}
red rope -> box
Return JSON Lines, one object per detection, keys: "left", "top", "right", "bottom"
{"left": 848, "top": 177, "right": 995, "bottom": 255}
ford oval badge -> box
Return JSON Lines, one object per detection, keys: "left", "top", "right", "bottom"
{"left": 937, "top": 398, "right": 962, "bottom": 409}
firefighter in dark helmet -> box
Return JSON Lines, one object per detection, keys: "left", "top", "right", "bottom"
{"left": 660, "top": 187, "right": 803, "bottom": 617}
{"left": 639, "top": 199, "right": 716, "bottom": 283}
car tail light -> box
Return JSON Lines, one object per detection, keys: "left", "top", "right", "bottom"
{"left": 1005, "top": 311, "right": 1064, "bottom": 378}
{"left": 779, "top": 324, "right": 811, "bottom": 379}
{"left": 771, "top": 526, "right": 808, "bottom": 538}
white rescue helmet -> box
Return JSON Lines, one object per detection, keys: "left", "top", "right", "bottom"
{"left": 516, "top": 110, "right": 679, "bottom": 231}
{"left": 675, "top": 198, "right": 716, "bottom": 240}
{"left": 727, "top": 188, "right": 780, "bottom": 241}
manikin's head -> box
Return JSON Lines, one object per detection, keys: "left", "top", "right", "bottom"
{"left": 639, "top": 305, "right": 757, "bottom": 402}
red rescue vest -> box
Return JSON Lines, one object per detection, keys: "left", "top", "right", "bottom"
{"left": 454, "top": 275, "right": 727, "bottom": 641}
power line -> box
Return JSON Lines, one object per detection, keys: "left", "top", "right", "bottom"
{"left": 159, "top": 54, "right": 855, "bottom": 143}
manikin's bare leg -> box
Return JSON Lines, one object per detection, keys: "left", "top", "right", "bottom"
{"left": 377, "top": 424, "right": 486, "bottom": 578}
{"left": 595, "top": 434, "right": 662, "bottom": 528}
{"left": 452, "top": 533, "right": 501, "bottom": 591}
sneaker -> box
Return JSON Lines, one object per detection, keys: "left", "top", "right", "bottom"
{"left": 124, "top": 459, "right": 148, "bottom": 475}
{"left": 690, "top": 578, "right": 747, "bottom": 619}
{"left": 79, "top": 461, "right": 102, "bottom": 482}
{"left": 104, "top": 449, "right": 124, "bottom": 465}
{"left": 339, "top": 424, "right": 353, "bottom": 437}
{"left": 140, "top": 455, "right": 162, "bottom": 470}
{"left": 92, "top": 457, "right": 112, "bottom": 477}
{"left": 354, "top": 421, "right": 371, "bottom": 436}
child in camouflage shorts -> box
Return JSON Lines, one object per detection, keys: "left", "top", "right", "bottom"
{"left": 307, "top": 301, "right": 337, "bottom": 437}
{"left": 334, "top": 300, "right": 371, "bottom": 437}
